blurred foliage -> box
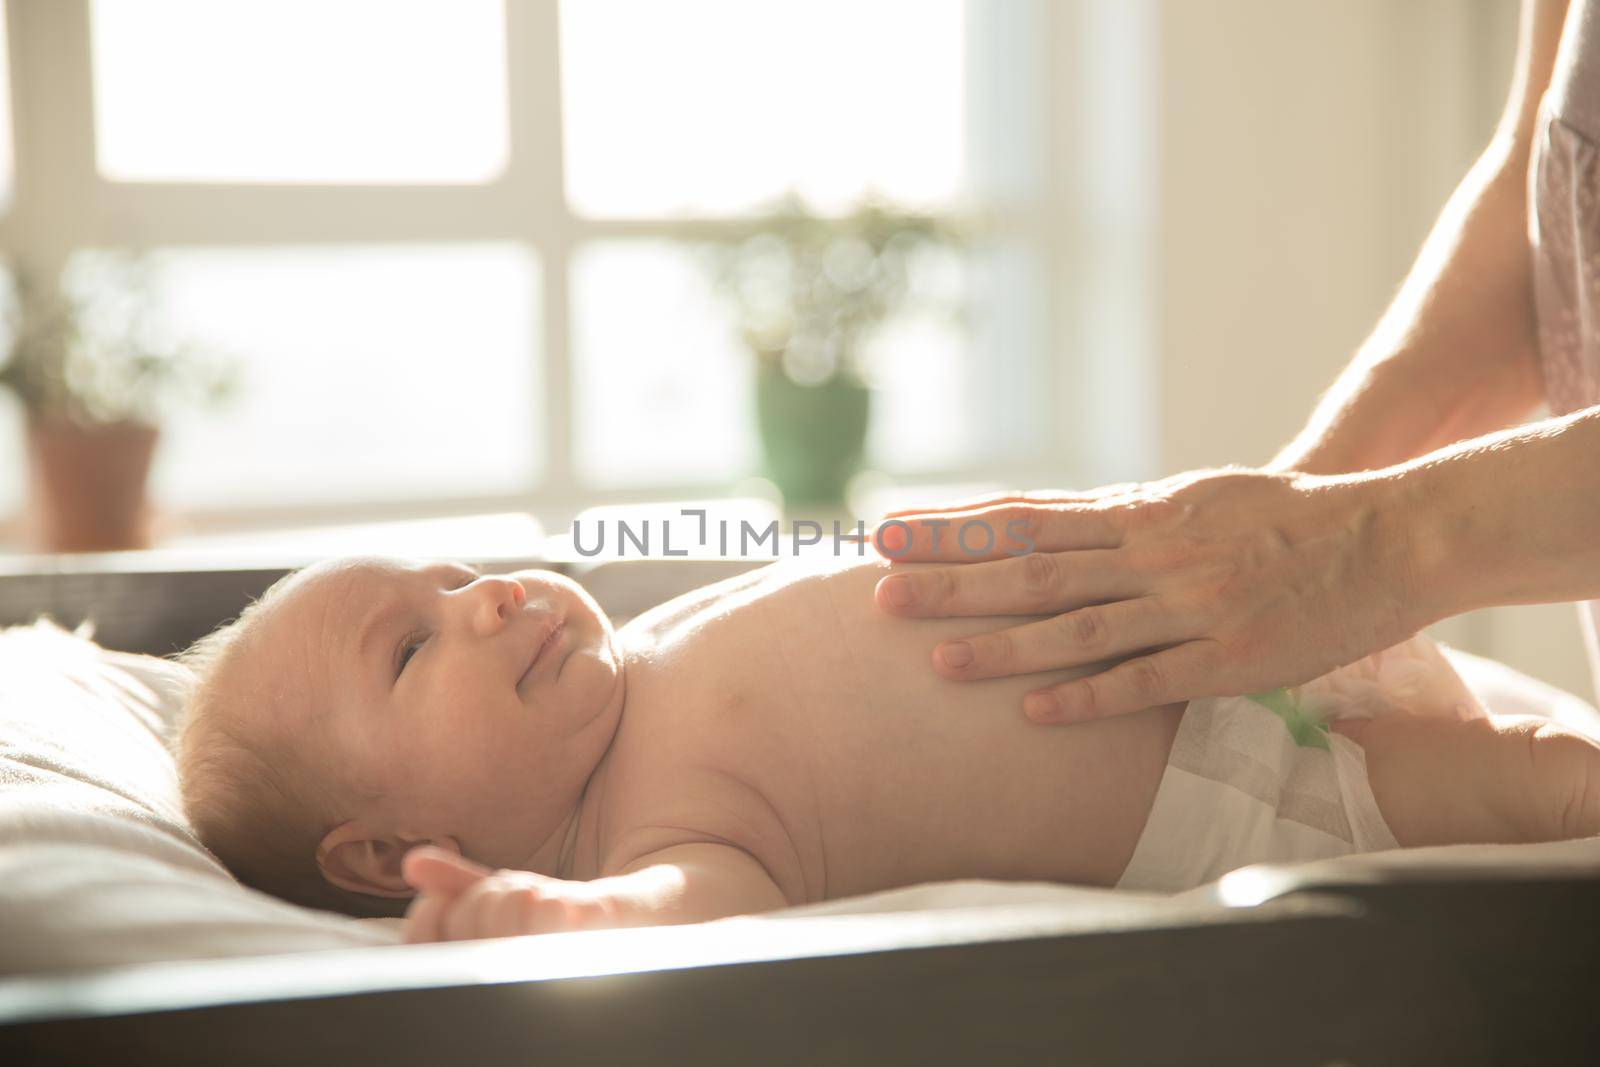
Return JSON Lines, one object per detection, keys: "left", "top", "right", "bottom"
{"left": 0, "top": 251, "right": 237, "bottom": 427}
{"left": 704, "top": 194, "right": 968, "bottom": 387}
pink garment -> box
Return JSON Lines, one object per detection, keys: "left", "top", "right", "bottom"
{"left": 1294, "top": 633, "right": 1484, "bottom": 725}
{"left": 1530, "top": 0, "right": 1600, "bottom": 699}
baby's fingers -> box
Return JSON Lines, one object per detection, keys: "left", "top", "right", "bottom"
{"left": 440, "top": 882, "right": 567, "bottom": 941}
{"left": 402, "top": 846, "right": 493, "bottom": 898}
{"left": 403, "top": 892, "right": 449, "bottom": 945}
{"left": 517, "top": 888, "right": 584, "bottom": 937}
{"left": 492, "top": 883, "right": 573, "bottom": 938}
{"left": 442, "top": 880, "right": 504, "bottom": 942}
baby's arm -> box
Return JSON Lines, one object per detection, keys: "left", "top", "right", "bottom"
{"left": 1334, "top": 714, "right": 1600, "bottom": 848}
{"left": 402, "top": 843, "right": 788, "bottom": 943}
{"left": 605, "top": 842, "right": 792, "bottom": 924}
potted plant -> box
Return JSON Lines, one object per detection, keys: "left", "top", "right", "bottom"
{"left": 708, "top": 195, "right": 965, "bottom": 508}
{"left": 0, "top": 253, "right": 236, "bottom": 552}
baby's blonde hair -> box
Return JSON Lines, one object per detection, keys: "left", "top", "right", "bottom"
{"left": 175, "top": 573, "right": 406, "bottom": 918}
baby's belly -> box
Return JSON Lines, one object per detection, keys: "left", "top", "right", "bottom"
{"left": 729, "top": 559, "right": 1187, "bottom": 899}
{"left": 797, "top": 681, "right": 1185, "bottom": 899}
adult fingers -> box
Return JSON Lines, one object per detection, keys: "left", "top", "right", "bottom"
{"left": 1022, "top": 641, "right": 1222, "bottom": 723}
{"left": 880, "top": 489, "right": 1091, "bottom": 520}
{"left": 929, "top": 597, "right": 1183, "bottom": 679}
{"left": 880, "top": 483, "right": 1144, "bottom": 521}
{"left": 874, "top": 503, "right": 1123, "bottom": 562}
{"left": 875, "top": 549, "right": 1138, "bottom": 618}
{"left": 402, "top": 847, "right": 493, "bottom": 898}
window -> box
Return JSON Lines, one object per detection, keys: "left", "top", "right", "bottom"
{"left": 90, "top": 0, "right": 509, "bottom": 184}
{"left": 559, "top": 0, "right": 965, "bottom": 217}
{"left": 570, "top": 241, "right": 755, "bottom": 487}
{"left": 139, "top": 244, "right": 541, "bottom": 507}
{"left": 0, "top": 0, "right": 1145, "bottom": 531}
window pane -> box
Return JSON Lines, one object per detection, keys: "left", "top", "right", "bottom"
{"left": 571, "top": 242, "right": 756, "bottom": 487}
{"left": 560, "top": 0, "right": 965, "bottom": 216}
{"left": 571, "top": 240, "right": 979, "bottom": 490}
{"left": 90, "top": 0, "right": 508, "bottom": 184}
{"left": 862, "top": 254, "right": 976, "bottom": 474}
{"left": 113, "top": 245, "right": 541, "bottom": 509}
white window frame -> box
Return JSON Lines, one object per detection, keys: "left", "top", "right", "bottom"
{"left": 0, "top": 0, "right": 1156, "bottom": 536}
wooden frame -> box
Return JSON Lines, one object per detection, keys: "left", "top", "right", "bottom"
{"left": 5, "top": 870, "right": 1599, "bottom": 1065}
{"left": 0, "top": 897, "right": 1477, "bottom": 1066}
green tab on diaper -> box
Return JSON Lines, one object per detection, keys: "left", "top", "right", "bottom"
{"left": 1246, "top": 688, "right": 1332, "bottom": 750}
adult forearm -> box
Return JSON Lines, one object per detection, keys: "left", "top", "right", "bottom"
{"left": 1375, "top": 405, "right": 1600, "bottom": 623}
{"left": 1272, "top": 142, "right": 1543, "bottom": 476}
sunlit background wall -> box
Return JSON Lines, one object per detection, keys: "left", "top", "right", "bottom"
{"left": 1, "top": 0, "right": 1585, "bottom": 697}
{"left": 0, "top": 0, "right": 1074, "bottom": 520}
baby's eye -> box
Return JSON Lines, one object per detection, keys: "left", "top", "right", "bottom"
{"left": 397, "top": 633, "right": 426, "bottom": 676}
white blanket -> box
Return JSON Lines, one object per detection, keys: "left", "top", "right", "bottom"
{"left": 2, "top": 620, "right": 1596, "bottom": 977}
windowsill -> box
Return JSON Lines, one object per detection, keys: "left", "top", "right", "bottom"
{"left": 0, "top": 512, "right": 552, "bottom": 576}
{"left": 0, "top": 460, "right": 1103, "bottom": 568}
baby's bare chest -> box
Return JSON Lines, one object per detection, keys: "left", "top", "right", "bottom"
{"left": 596, "top": 562, "right": 1182, "bottom": 901}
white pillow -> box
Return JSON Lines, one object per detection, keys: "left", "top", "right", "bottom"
{"left": 0, "top": 620, "right": 395, "bottom": 976}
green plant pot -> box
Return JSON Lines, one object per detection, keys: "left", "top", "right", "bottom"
{"left": 755, "top": 365, "right": 871, "bottom": 508}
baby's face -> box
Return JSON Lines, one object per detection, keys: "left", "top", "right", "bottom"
{"left": 246, "top": 556, "right": 624, "bottom": 868}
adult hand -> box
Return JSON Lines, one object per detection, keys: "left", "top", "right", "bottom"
{"left": 872, "top": 468, "right": 1424, "bottom": 723}
{"left": 401, "top": 847, "right": 613, "bottom": 943}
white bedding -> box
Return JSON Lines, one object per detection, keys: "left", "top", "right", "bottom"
{"left": 2, "top": 619, "right": 1598, "bottom": 978}
{"left": 0, "top": 622, "right": 394, "bottom": 976}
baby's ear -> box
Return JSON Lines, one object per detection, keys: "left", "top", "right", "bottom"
{"left": 316, "top": 821, "right": 460, "bottom": 898}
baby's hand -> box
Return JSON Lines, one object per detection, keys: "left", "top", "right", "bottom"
{"left": 401, "top": 847, "right": 613, "bottom": 944}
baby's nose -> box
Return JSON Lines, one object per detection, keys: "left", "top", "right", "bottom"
{"left": 496, "top": 578, "right": 527, "bottom": 611}
{"left": 469, "top": 576, "right": 526, "bottom": 633}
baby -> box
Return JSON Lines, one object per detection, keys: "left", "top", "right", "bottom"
{"left": 176, "top": 554, "right": 1600, "bottom": 942}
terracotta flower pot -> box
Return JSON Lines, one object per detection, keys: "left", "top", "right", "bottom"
{"left": 25, "top": 416, "right": 160, "bottom": 553}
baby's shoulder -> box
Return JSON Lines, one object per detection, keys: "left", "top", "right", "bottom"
{"left": 594, "top": 713, "right": 805, "bottom": 890}
{"left": 617, "top": 555, "right": 891, "bottom": 639}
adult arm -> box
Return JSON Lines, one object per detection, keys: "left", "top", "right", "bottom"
{"left": 876, "top": 404, "right": 1600, "bottom": 723}
{"left": 872, "top": 0, "right": 1584, "bottom": 721}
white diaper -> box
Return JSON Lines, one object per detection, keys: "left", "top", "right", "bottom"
{"left": 1116, "top": 634, "right": 1485, "bottom": 893}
